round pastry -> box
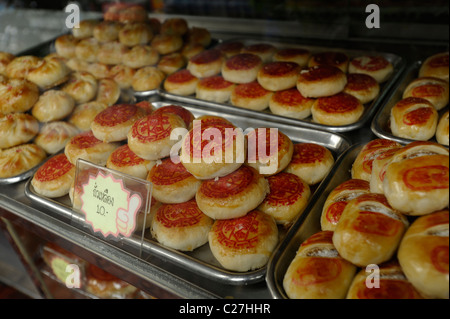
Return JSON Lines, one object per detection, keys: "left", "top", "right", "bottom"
{"left": 122, "top": 45, "right": 159, "bottom": 69}
{"left": 308, "top": 51, "right": 349, "bottom": 73}
{"left": 163, "top": 69, "right": 199, "bottom": 96}
{"left": 151, "top": 199, "right": 213, "bottom": 251}
{"left": 369, "top": 146, "right": 403, "bottom": 194}
{"left": 185, "top": 27, "right": 211, "bottom": 47}
{"left": 95, "top": 78, "right": 121, "bottom": 107}
{"left": 131, "top": 66, "right": 165, "bottom": 92}
{"left": 283, "top": 231, "right": 357, "bottom": 299}
{"left": 31, "top": 89, "right": 75, "bottom": 122}
{"left": 72, "top": 19, "right": 99, "bottom": 39}
{"left": 68, "top": 101, "right": 107, "bottom": 132}
{"left": 64, "top": 130, "right": 120, "bottom": 166}
{"left": 65, "top": 58, "right": 89, "bottom": 73}
{"left": 54, "top": 34, "right": 79, "bottom": 59}
{"left": 181, "top": 42, "right": 205, "bottom": 60}
{"left": 346, "top": 260, "right": 423, "bottom": 299}
{"left": 5, "top": 55, "right": 42, "bottom": 79}
{"left": 31, "top": 153, "right": 75, "bottom": 198}
{"left": 403, "top": 77, "right": 449, "bottom": 111}
{"left": 351, "top": 138, "right": 402, "bottom": 182}
{"left": 91, "top": 103, "right": 147, "bottom": 142}
{"left": 85, "top": 264, "right": 137, "bottom": 299}
{"left": 34, "top": 121, "right": 80, "bottom": 155}
{"left": 208, "top": 210, "right": 278, "bottom": 272}
{"left": 118, "top": 22, "right": 153, "bottom": 47}
{"left": 343, "top": 73, "right": 380, "bottom": 104}
{"left": 0, "top": 143, "right": 46, "bottom": 179}
{"left": 297, "top": 65, "right": 347, "bottom": 98}
{"left": 109, "top": 64, "right": 136, "bottom": 89}
{"left": 257, "top": 61, "right": 301, "bottom": 92}
{"left": 284, "top": 143, "right": 335, "bottom": 185}
{"left": 0, "top": 113, "right": 39, "bottom": 149}
{"left": 0, "top": 51, "right": 15, "bottom": 76}
{"left": 196, "top": 165, "right": 269, "bottom": 220}
{"left": 273, "top": 47, "right": 311, "bottom": 68}
{"left": 151, "top": 104, "right": 195, "bottom": 129}
{"left": 348, "top": 55, "right": 394, "bottom": 83}
{"left": 419, "top": 52, "right": 449, "bottom": 82}
{"left": 87, "top": 62, "right": 112, "bottom": 80}
{"left": 221, "top": 53, "right": 263, "bottom": 84}
{"left": 62, "top": 71, "right": 98, "bottom": 104}
{"left": 97, "top": 41, "right": 129, "bottom": 65}
{"left": 195, "top": 75, "right": 235, "bottom": 103}
{"left": 151, "top": 34, "right": 183, "bottom": 55}
{"left": 135, "top": 100, "right": 155, "bottom": 115}
{"left": 398, "top": 210, "right": 449, "bottom": 299}
{"left": 118, "top": 5, "right": 149, "bottom": 24}
{"left": 157, "top": 52, "right": 186, "bottom": 75}
{"left": 241, "top": 43, "right": 276, "bottom": 63}
{"left": 269, "top": 88, "right": 314, "bottom": 119}
{"left": 436, "top": 110, "right": 449, "bottom": 145}
{"left": 390, "top": 97, "right": 438, "bottom": 141}
{"left": 75, "top": 37, "right": 100, "bottom": 63}
{"left": 311, "top": 92, "right": 364, "bottom": 126}
{"left": 0, "top": 78, "right": 40, "bottom": 114}
{"left": 93, "top": 21, "right": 122, "bottom": 43}
{"left": 215, "top": 41, "right": 244, "bottom": 59}
{"left": 246, "top": 127, "right": 294, "bottom": 176}
{"left": 332, "top": 193, "right": 409, "bottom": 267}
{"left": 258, "top": 172, "right": 311, "bottom": 226}
{"left": 127, "top": 112, "right": 186, "bottom": 161}
{"left": 106, "top": 144, "right": 155, "bottom": 180}
{"left": 230, "top": 81, "right": 273, "bottom": 111}
{"left": 160, "top": 18, "right": 188, "bottom": 36}
{"left": 147, "top": 157, "right": 201, "bottom": 204}
{"left": 320, "top": 179, "right": 371, "bottom": 231}
{"left": 187, "top": 49, "right": 225, "bottom": 78}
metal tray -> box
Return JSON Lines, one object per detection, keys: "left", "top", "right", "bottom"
{"left": 25, "top": 99, "right": 351, "bottom": 285}
{"left": 371, "top": 60, "right": 449, "bottom": 147}
{"left": 158, "top": 37, "right": 406, "bottom": 133}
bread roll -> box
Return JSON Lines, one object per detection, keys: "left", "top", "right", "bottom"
{"left": 62, "top": 71, "right": 98, "bottom": 104}
{"left": 151, "top": 34, "right": 183, "bottom": 55}
{"left": 185, "top": 27, "right": 211, "bottom": 47}
{"left": 0, "top": 78, "right": 39, "bottom": 114}
{"left": 0, "top": 113, "right": 39, "bottom": 149}
{"left": 122, "top": 45, "right": 159, "bottom": 69}
{"left": 95, "top": 78, "right": 121, "bottom": 107}
{"left": 187, "top": 49, "right": 224, "bottom": 78}
{"left": 32, "top": 90, "right": 75, "bottom": 122}
{"left": 181, "top": 42, "right": 205, "bottom": 60}
{"left": 109, "top": 64, "right": 136, "bottom": 89}
{"left": 87, "top": 62, "right": 112, "bottom": 80}
{"left": 403, "top": 77, "right": 449, "bottom": 111}
{"left": 369, "top": 146, "right": 403, "bottom": 194}
{"left": 348, "top": 55, "right": 393, "bottom": 83}
{"left": 230, "top": 81, "right": 273, "bottom": 111}
{"left": 118, "top": 22, "right": 153, "bottom": 47}
{"left": 35, "top": 121, "right": 80, "bottom": 155}
{"left": 97, "top": 41, "right": 129, "bottom": 65}
{"left": 273, "top": 47, "right": 310, "bottom": 68}
{"left": 343, "top": 73, "right": 380, "bottom": 104}
{"left": 419, "top": 52, "right": 449, "bottom": 82}
{"left": 257, "top": 61, "right": 300, "bottom": 92}
{"left": 0, "top": 143, "right": 46, "bottom": 179}
{"left": 221, "top": 53, "right": 263, "bottom": 84}
{"left": 93, "top": 21, "right": 122, "bottom": 43}
{"left": 0, "top": 51, "right": 15, "bottom": 76}
{"left": 436, "top": 110, "right": 449, "bottom": 145}
{"left": 5, "top": 55, "right": 42, "bottom": 79}
{"left": 106, "top": 144, "right": 155, "bottom": 180}
{"left": 195, "top": 75, "right": 235, "bottom": 103}
{"left": 132, "top": 66, "right": 165, "bottom": 92}
{"left": 160, "top": 18, "right": 188, "bottom": 36}
{"left": 269, "top": 88, "right": 314, "bottom": 119}
{"left": 311, "top": 92, "right": 364, "bottom": 126}
{"left": 75, "top": 37, "right": 100, "bottom": 63}
{"left": 26, "top": 56, "right": 70, "bottom": 89}
{"left": 297, "top": 65, "right": 347, "bottom": 98}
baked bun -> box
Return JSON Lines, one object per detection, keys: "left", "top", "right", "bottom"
{"left": 122, "top": 45, "right": 159, "bottom": 69}
{"left": 419, "top": 52, "right": 449, "bottom": 82}
{"left": 26, "top": 56, "right": 70, "bottom": 89}
{"left": 283, "top": 231, "right": 357, "bottom": 299}
{"left": 118, "top": 22, "right": 153, "bottom": 47}
{"left": 246, "top": 128, "right": 293, "bottom": 176}
{"left": 65, "top": 130, "right": 120, "bottom": 166}
{"left": 348, "top": 55, "right": 394, "bottom": 83}
{"left": 311, "top": 92, "right": 364, "bottom": 126}
{"left": 109, "top": 64, "right": 136, "bottom": 89}
{"left": 0, "top": 51, "right": 15, "bottom": 76}
{"left": 320, "top": 179, "right": 371, "bottom": 231}
{"left": 160, "top": 18, "right": 188, "bottom": 36}
{"left": 436, "top": 110, "right": 449, "bottom": 145}
{"left": 127, "top": 112, "right": 186, "bottom": 161}
{"left": 273, "top": 47, "right": 310, "bottom": 68}
{"left": 284, "top": 143, "right": 334, "bottom": 185}
{"left": 35, "top": 121, "right": 80, "bottom": 155}
{"left": 72, "top": 19, "right": 99, "bottom": 39}
{"left": 257, "top": 61, "right": 301, "bottom": 91}
{"left": 68, "top": 101, "right": 107, "bottom": 132}
{"left": 297, "top": 65, "right": 347, "bottom": 98}
{"left": 195, "top": 75, "right": 235, "bottom": 103}
{"left": 221, "top": 53, "right": 262, "bottom": 84}
{"left": 31, "top": 90, "right": 75, "bottom": 122}
{"left": 208, "top": 210, "right": 278, "bottom": 272}
{"left": 151, "top": 104, "right": 195, "bottom": 129}
{"left": 390, "top": 97, "right": 438, "bottom": 141}
{"left": 31, "top": 153, "right": 75, "bottom": 198}
{"left": 230, "top": 81, "right": 273, "bottom": 111}
{"left": 0, "top": 113, "right": 39, "bottom": 149}
{"left": 241, "top": 43, "right": 276, "bottom": 63}
{"left": 369, "top": 146, "right": 403, "bottom": 194}
{"left": 181, "top": 42, "right": 205, "bottom": 60}
{"left": 65, "top": 58, "right": 89, "bottom": 73}
{"left": 403, "top": 77, "right": 449, "bottom": 111}
{"left": 157, "top": 52, "right": 186, "bottom": 75}
{"left": 85, "top": 264, "right": 137, "bottom": 299}
{"left": 0, "top": 143, "right": 46, "bottom": 179}
{"left": 187, "top": 49, "right": 224, "bottom": 78}
{"left": 164, "top": 69, "right": 199, "bottom": 96}
{"left": 151, "top": 199, "right": 213, "bottom": 251}
{"left": 0, "top": 78, "right": 39, "bottom": 114}
{"left": 118, "top": 5, "right": 148, "bottom": 24}
{"left": 196, "top": 165, "right": 269, "bottom": 220}
{"left": 75, "top": 37, "right": 100, "bottom": 63}
{"left": 62, "top": 71, "right": 98, "bottom": 104}
{"left": 333, "top": 193, "right": 409, "bottom": 267}
{"left": 97, "top": 41, "right": 129, "bottom": 65}
{"left": 91, "top": 104, "right": 147, "bottom": 142}
{"left": 258, "top": 172, "right": 311, "bottom": 226}
{"left": 131, "top": 66, "right": 165, "bottom": 92}
{"left": 106, "top": 144, "right": 155, "bottom": 180}
{"left": 87, "top": 62, "right": 112, "bottom": 80}
{"left": 151, "top": 34, "right": 183, "bottom": 55}
{"left": 343, "top": 73, "right": 380, "bottom": 104}
{"left": 147, "top": 157, "right": 201, "bottom": 204}
{"left": 5, "top": 55, "right": 42, "bottom": 79}
{"left": 93, "top": 21, "right": 122, "bottom": 43}
{"left": 95, "top": 78, "right": 121, "bottom": 107}
{"left": 269, "top": 88, "right": 314, "bottom": 119}
{"left": 215, "top": 41, "right": 244, "bottom": 59}
{"left": 308, "top": 51, "right": 349, "bottom": 73}
{"left": 54, "top": 34, "right": 79, "bottom": 59}
{"left": 398, "top": 210, "right": 449, "bottom": 299}
{"left": 346, "top": 260, "right": 423, "bottom": 299}
{"left": 185, "top": 27, "right": 211, "bottom": 47}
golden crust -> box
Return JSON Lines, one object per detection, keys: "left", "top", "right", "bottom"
{"left": 0, "top": 143, "right": 46, "bottom": 179}
{"left": 0, "top": 78, "right": 40, "bottom": 114}
{"left": 0, "top": 113, "right": 39, "bottom": 149}
{"left": 419, "top": 52, "right": 449, "bottom": 82}
{"left": 34, "top": 121, "right": 80, "bottom": 155}
{"left": 31, "top": 89, "right": 75, "bottom": 122}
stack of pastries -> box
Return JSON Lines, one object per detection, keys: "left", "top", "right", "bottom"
{"left": 283, "top": 138, "right": 449, "bottom": 299}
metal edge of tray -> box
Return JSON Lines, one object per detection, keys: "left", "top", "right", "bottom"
{"left": 371, "top": 60, "right": 449, "bottom": 148}
{"left": 265, "top": 143, "right": 363, "bottom": 299}
{"left": 0, "top": 164, "right": 41, "bottom": 185}
{"left": 158, "top": 37, "right": 407, "bottom": 133}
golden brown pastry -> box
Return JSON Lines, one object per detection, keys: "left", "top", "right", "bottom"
{"left": 273, "top": 47, "right": 311, "bottom": 68}
{"left": 93, "top": 21, "right": 122, "bottom": 43}
{"left": 187, "top": 49, "right": 224, "bottom": 78}
{"left": 269, "top": 88, "right": 314, "bottom": 119}
{"left": 195, "top": 75, "right": 235, "bottom": 103}
{"left": 75, "top": 37, "right": 100, "bottom": 63}
{"left": 157, "top": 52, "right": 186, "bottom": 75}
{"left": 297, "top": 65, "right": 347, "bottom": 98}
{"left": 95, "top": 78, "right": 121, "bottom": 107}
{"left": 0, "top": 143, "right": 46, "bottom": 179}
{"left": 311, "top": 92, "right": 365, "bottom": 126}
{"left": 122, "top": 45, "right": 159, "bottom": 69}
{"left": 0, "top": 113, "right": 39, "bottom": 149}
{"left": 308, "top": 51, "right": 349, "bottom": 73}
{"left": 118, "top": 22, "right": 153, "bottom": 47}
{"left": 369, "top": 145, "right": 403, "bottom": 194}
{"left": 215, "top": 41, "right": 244, "bottom": 59}
{"left": 54, "top": 34, "right": 79, "bottom": 59}
{"left": 109, "top": 64, "right": 136, "bottom": 89}
{"left": 419, "top": 52, "right": 449, "bottom": 82}
{"left": 185, "top": 27, "right": 211, "bottom": 47}
{"left": 68, "top": 101, "right": 107, "bottom": 132}
{"left": 131, "top": 66, "right": 165, "bottom": 92}
{"left": 221, "top": 53, "right": 262, "bottom": 84}
{"left": 97, "top": 41, "right": 129, "bottom": 65}
{"left": 151, "top": 34, "right": 183, "bottom": 55}
{"left": 34, "top": 121, "right": 80, "bottom": 155}
{"left": 0, "top": 78, "right": 40, "bottom": 114}
{"left": 403, "top": 77, "right": 449, "bottom": 111}
{"left": 62, "top": 71, "right": 98, "bottom": 104}
{"left": 87, "top": 62, "right": 112, "bottom": 80}
{"left": 160, "top": 18, "right": 188, "bottom": 36}
{"left": 0, "top": 51, "right": 15, "bottom": 76}
{"left": 72, "top": 19, "right": 99, "bottom": 39}
{"left": 31, "top": 89, "right": 75, "bottom": 122}
{"left": 348, "top": 55, "right": 393, "bottom": 83}
{"left": 257, "top": 61, "right": 301, "bottom": 92}
{"left": 230, "top": 81, "right": 273, "bottom": 111}
{"left": 343, "top": 73, "right": 380, "bottom": 104}
{"left": 5, "top": 55, "right": 42, "bottom": 79}
{"left": 241, "top": 43, "right": 276, "bottom": 63}
{"left": 436, "top": 110, "right": 449, "bottom": 145}
{"left": 164, "top": 69, "right": 199, "bottom": 96}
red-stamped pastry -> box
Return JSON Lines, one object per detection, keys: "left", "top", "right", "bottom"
{"left": 106, "top": 144, "right": 155, "bottom": 180}
{"left": 273, "top": 47, "right": 311, "bottom": 67}
{"left": 343, "top": 73, "right": 380, "bottom": 104}
{"left": 403, "top": 77, "right": 449, "bottom": 111}
{"left": 348, "top": 55, "right": 393, "bottom": 83}
{"left": 419, "top": 52, "right": 449, "bottom": 82}
{"left": 151, "top": 104, "right": 195, "bottom": 129}
{"left": 269, "top": 88, "right": 314, "bottom": 119}
{"left": 311, "top": 92, "right": 364, "bottom": 126}
{"left": 215, "top": 41, "right": 244, "bottom": 58}
{"left": 308, "top": 51, "right": 350, "bottom": 73}
{"left": 257, "top": 61, "right": 301, "bottom": 92}
{"left": 195, "top": 75, "right": 235, "bottom": 103}
{"left": 0, "top": 143, "right": 46, "bottom": 179}
{"left": 297, "top": 65, "right": 347, "bottom": 98}
{"left": 208, "top": 210, "right": 278, "bottom": 272}
{"left": 240, "top": 43, "right": 276, "bottom": 63}
{"left": 187, "top": 49, "right": 224, "bottom": 78}
{"left": 230, "top": 81, "right": 273, "bottom": 111}
{"left": 163, "top": 69, "right": 199, "bottom": 96}
{"left": 369, "top": 146, "right": 403, "bottom": 194}
{"left": 221, "top": 53, "right": 262, "bottom": 84}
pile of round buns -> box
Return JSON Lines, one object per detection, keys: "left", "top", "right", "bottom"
{"left": 389, "top": 52, "right": 449, "bottom": 145}
{"left": 30, "top": 101, "right": 336, "bottom": 273}
{"left": 163, "top": 40, "right": 394, "bottom": 126}
{"left": 283, "top": 138, "right": 449, "bottom": 299}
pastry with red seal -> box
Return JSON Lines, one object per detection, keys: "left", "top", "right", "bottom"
{"left": 436, "top": 110, "right": 449, "bottom": 145}
{"left": 0, "top": 143, "right": 46, "bottom": 179}
{"left": 72, "top": 19, "right": 99, "bottom": 39}
{"left": 131, "top": 66, "right": 165, "bottom": 92}
{"left": 31, "top": 89, "right": 75, "bottom": 122}
{"left": 308, "top": 51, "right": 350, "bottom": 73}
{"left": 75, "top": 37, "right": 100, "bottom": 63}
{"left": 97, "top": 41, "right": 129, "bottom": 66}
{"left": 273, "top": 47, "right": 311, "bottom": 68}
{"left": 284, "top": 142, "right": 334, "bottom": 185}
{"left": 195, "top": 75, "right": 235, "bottom": 103}
{"left": 257, "top": 61, "right": 301, "bottom": 92}
{"left": 93, "top": 20, "right": 122, "bottom": 43}
{"left": 419, "top": 52, "right": 449, "bottom": 82}
{"left": 221, "top": 53, "right": 262, "bottom": 84}
{"left": 333, "top": 193, "right": 409, "bottom": 267}
{"left": 151, "top": 104, "right": 195, "bottom": 129}
{"left": 398, "top": 210, "right": 449, "bottom": 299}
{"left": 208, "top": 210, "right": 278, "bottom": 272}
{"left": 311, "top": 92, "right": 364, "bottom": 126}
{"left": 62, "top": 71, "right": 98, "bottom": 104}
{"left": 122, "top": 44, "right": 159, "bottom": 69}
{"left": 230, "top": 81, "right": 273, "bottom": 111}
{"left": 390, "top": 97, "right": 438, "bottom": 141}
{"left": 343, "top": 73, "right": 380, "bottom": 104}
{"left": 297, "top": 65, "right": 347, "bottom": 98}
{"left": 369, "top": 145, "right": 404, "bottom": 194}
{"left": 283, "top": 231, "right": 357, "bottom": 299}
{"left": 54, "top": 34, "right": 79, "bottom": 59}
{"left": 151, "top": 34, "right": 183, "bottom": 55}
{"left": 215, "top": 41, "right": 244, "bottom": 59}
{"left": 348, "top": 55, "right": 393, "bottom": 83}
{"left": 157, "top": 52, "right": 186, "bottom": 75}
{"left": 187, "top": 49, "right": 224, "bottom": 78}
{"left": 164, "top": 69, "right": 199, "bottom": 96}
{"left": 258, "top": 172, "right": 311, "bottom": 226}
{"left": 0, "top": 78, "right": 39, "bottom": 114}
{"left": 0, "top": 51, "right": 15, "bottom": 76}
{"left": 151, "top": 199, "right": 213, "bottom": 251}
{"left": 269, "top": 88, "right": 314, "bottom": 119}
{"left": 35, "top": 121, "right": 80, "bottom": 155}
{"left": 106, "top": 144, "right": 155, "bottom": 180}
{"left": 85, "top": 264, "right": 137, "bottom": 299}
{"left": 241, "top": 43, "right": 276, "bottom": 63}
{"left": 0, "top": 112, "right": 39, "bottom": 149}
{"left": 403, "top": 77, "right": 449, "bottom": 111}
{"left": 5, "top": 55, "right": 42, "bottom": 79}
{"left": 118, "top": 22, "right": 153, "bottom": 47}
{"left": 68, "top": 101, "right": 107, "bottom": 132}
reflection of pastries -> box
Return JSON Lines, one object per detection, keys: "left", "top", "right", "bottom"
{"left": 230, "top": 81, "right": 273, "bottom": 111}
{"left": 348, "top": 55, "right": 393, "bottom": 83}
{"left": 403, "top": 77, "right": 449, "bottom": 111}
{"left": 32, "top": 89, "right": 75, "bottom": 122}
{"left": 157, "top": 52, "right": 186, "bottom": 75}
{"left": 0, "top": 78, "right": 40, "bottom": 114}
{"left": 122, "top": 45, "right": 159, "bottom": 69}
{"left": 95, "top": 78, "right": 121, "bottom": 106}
{"left": 151, "top": 34, "right": 183, "bottom": 55}
{"left": 118, "top": 5, "right": 149, "bottom": 24}
{"left": 308, "top": 51, "right": 349, "bottom": 73}
{"left": 221, "top": 53, "right": 262, "bottom": 84}
{"left": 187, "top": 49, "right": 224, "bottom": 78}
{"left": 297, "top": 65, "right": 347, "bottom": 98}
{"left": 195, "top": 75, "right": 235, "bottom": 103}
{"left": 34, "top": 121, "right": 80, "bottom": 155}
{"left": 97, "top": 41, "right": 129, "bottom": 65}
{"left": 0, "top": 143, "right": 46, "bottom": 179}
{"left": 62, "top": 71, "right": 98, "bottom": 104}
{"left": 419, "top": 52, "right": 449, "bottom": 82}
{"left": 343, "top": 73, "right": 380, "bottom": 104}
{"left": 93, "top": 21, "right": 122, "bottom": 43}
{"left": 68, "top": 101, "right": 107, "bottom": 131}
{"left": 118, "top": 22, "right": 153, "bottom": 46}
{"left": 257, "top": 61, "right": 301, "bottom": 91}
{"left": 54, "top": 34, "right": 79, "bottom": 59}
{"left": 273, "top": 47, "right": 310, "bottom": 67}
{"left": 241, "top": 43, "right": 276, "bottom": 63}
{"left": 106, "top": 144, "right": 155, "bottom": 179}
{"left": 436, "top": 110, "right": 449, "bottom": 145}
{"left": 311, "top": 92, "right": 364, "bottom": 126}
{"left": 269, "top": 88, "right": 314, "bottom": 119}
{"left": 0, "top": 113, "right": 39, "bottom": 149}
{"left": 164, "top": 69, "right": 199, "bottom": 96}
{"left": 85, "top": 264, "right": 137, "bottom": 299}
{"left": 131, "top": 66, "right": 165, "bottom": 92}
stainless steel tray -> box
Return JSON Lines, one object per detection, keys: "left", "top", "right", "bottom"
{"left": 371, "top": 60, "right": 449, "bottom": 147}
{"left": 25, "top": 99, "right": 351, "bottom": 286}
{"left": 158, "top": 37, "right": 406, "bottom": 133}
